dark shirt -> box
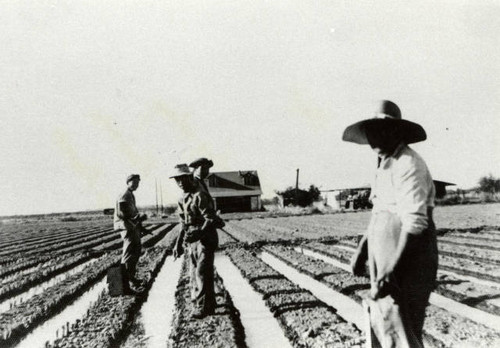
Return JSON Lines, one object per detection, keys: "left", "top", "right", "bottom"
{"left": 177, "top": 181, "right": 217, "bottom": 233}
{"left": 114, "top": 189, "right": 139, "bottom": 230}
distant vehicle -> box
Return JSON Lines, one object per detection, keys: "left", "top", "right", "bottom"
{"left": 103, "top": 208, "right": 115, "bottom": 215}
{"left": 321, "top": 186, "right": 372, "bottom": 210}
{"left": 345, "top": 190, "right": 372, "bottom": 210}
{"left": 338, "top": 180, "right": 452, "bottom": 210}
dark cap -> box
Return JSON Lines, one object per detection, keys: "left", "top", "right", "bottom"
{"left": 126, "top": 174, "right": 141, "bottom": 183}
{"left": 189, "top": 158, "right": 213, "bottom": 169}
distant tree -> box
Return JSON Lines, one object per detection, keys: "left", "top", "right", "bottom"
{"left": 307, "top": 185, "right": 321, "bottom": 202}
{"left": 276, "top": 185, "right": 322, "bottom": 207}
{"left": 478, "top": 174, "right": 500, "bottom": 194}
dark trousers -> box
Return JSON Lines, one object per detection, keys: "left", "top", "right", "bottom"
{"left": 120, "top": 227, "right": 142, "bottom": 279}
{"left": 369, "top": 211, "right": 438, "bottom": 347}
{"left": 396, "top": 225, "right": 438, "bottom": 344}
{"left": 188, "top": 241, "right": 215, "bottom": 312}
{"left": 187, "top": 232, "right": 218, "bottom": 312}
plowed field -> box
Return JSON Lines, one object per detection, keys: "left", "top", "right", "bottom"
{"left": 1, "top": 203, "right": 499, "bottom": 347}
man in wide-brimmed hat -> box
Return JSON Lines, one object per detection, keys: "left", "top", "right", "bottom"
{"left": 345, "top": 100, "right": 438, "bottom": 347}
{"left": 114, "top": 174, "right": 148, "bottom": 295}
{"left": 170, "top": 163, "right": 219, "bottom": 319}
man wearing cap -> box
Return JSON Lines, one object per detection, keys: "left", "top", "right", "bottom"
{"left": 170, "top": 164, "right": 219, "bottom": 319}
{"left": 344, "top": 100, "right": 438, "bottom": 347}
{"left": 189, "top": 157, "right": 225, "bottom": 229}
{"left": 189, "top": 157, "right": 213, "bottom": 194}
{"left": 114, "top": 174, "right": 148, "bottom": 294}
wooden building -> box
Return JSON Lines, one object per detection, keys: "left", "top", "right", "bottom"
{"left": 205, "top": 170, "right": 262, "bottom": 213}
{"left": 433, "top": 180, "right": 456, "bottom": 199}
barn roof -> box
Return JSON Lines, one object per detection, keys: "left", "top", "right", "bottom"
{"left": 206, "top": 170, "right": 262, "bottom": 198}
{"left": 433, "top": 180, "right": 455, "bottom": 187}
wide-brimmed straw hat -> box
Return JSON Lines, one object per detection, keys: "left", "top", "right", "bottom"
{"left": 342, "top": 100, "right": 426, "bottom": 145}
{"left": 169, "top": 164, "right": 192, "bottom": 179}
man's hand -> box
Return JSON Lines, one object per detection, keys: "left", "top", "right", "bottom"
{"left": 350, "top": 250, "right": 367, "bottom": 277}
{"left": 371, "top": 266, "right": 397, "bottom": 300}
{"left": 132, "top": 213, "right": 148, "bottom": 225}
{"left": 214, "top": 216, "right": 225, "bottom": 229}
{"left": 350, "top": 236, "right": 368, "bottom": 276}
{"left": 173, "top": 244, "right": 184, "bottom": 259}
{"left": 173, "top": 228, "right": 186, "bottom": 259}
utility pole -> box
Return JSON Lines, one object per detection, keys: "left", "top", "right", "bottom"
{"left": 159, "top": 180, "right": 164, "bottom": 215}
{"left": 295, "top": 168, "right": 299, "bottom": 205}
{"left": 155, "top": 178, "right": 159, "bottom": 216}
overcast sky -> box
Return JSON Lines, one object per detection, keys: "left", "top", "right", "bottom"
{"left": 1, "top": 0, "right": 499, "bottom": 215}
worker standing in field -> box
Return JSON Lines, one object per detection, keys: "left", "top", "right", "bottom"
{"left": 344, "top": 100, "right": 438, "bottom": 347}
{"left": 189, "top": 157, "right": 213, "bottom": 194}
{"left": 114, "top": 174, "right": 148, "bottom": 295}
{"left": 189, "top": 157, "right": 225, "bottom": 229}
{"left": 171, "top": 164, "right": 219, "bottom": 319}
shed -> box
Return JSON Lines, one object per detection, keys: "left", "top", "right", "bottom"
{"left": 205, "top": 171, "right": 263, "bottom": 213}
{"left": 433, "top": 180, "right": 456, "bottom": 199}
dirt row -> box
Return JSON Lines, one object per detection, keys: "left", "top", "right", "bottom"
{"left": 46, "top": 247, "right": 167, "bottom": 348}
{"left": 0, "top": 252, "right": 93, "bottom": 302}
{"left": 438, "top": 242, "right": 500, "bottom": 265}
{"left": 2, "top": 210, "right": 500, "bottom": 348}
{"left": 264, "top": 244, "right": 500, "bottom": 347}
{"left": 1, "top": 223, "right": 169, "bottom": 294}
{"left": 226, "top": 247, "right": 364, "bottom": 347}
{"left": 0, "top": 223, "right": 172, "bottom": 346}
{"left": 0, "top": 226, "right": 112, "bottom": 258}
{"left": 0, "top": 252, "right": 119, "bottom": 347}
{"left": 304, "top": 241, "right": 500, "bottom": 316}
{"left": 0, "top": 221, "right": 110, "bottom": 251}
{"left": 1, "top": 255, "right": 64, "bottom": 281}
{"left": 167, "top": 259, "right": 246, "bottom": 348}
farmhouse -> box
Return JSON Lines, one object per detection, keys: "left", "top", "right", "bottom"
{"left": 204, "top": 170, "right": 263, "bottom": 213}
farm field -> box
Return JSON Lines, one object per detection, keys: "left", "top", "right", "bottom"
{"left": 0, "top": 203, "right": 499, "bottom": 347}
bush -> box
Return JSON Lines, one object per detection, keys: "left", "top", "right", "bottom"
{"left": 276, "top": 185, "right": 322, "bottom": 207}
{"left": 479, "top": 174, "right": 500, "bottom": 194}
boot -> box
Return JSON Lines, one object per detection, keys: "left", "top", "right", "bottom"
{"left": 121, "top": 264, "right": 144, "bottom": 296}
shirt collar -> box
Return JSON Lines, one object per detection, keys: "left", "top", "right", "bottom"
{"left": 378, "top": 142, "right": 406, "bottom": 160}
{"left": 377, "top": 142, "right": 407, "bottom": 169}
{"left": 391, "top": 142, "right": 406, "bottom": 159}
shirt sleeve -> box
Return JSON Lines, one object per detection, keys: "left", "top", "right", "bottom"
{"left": 177, "top": 199, "right": 185, "bottom": 226}
{"left": 393, "top": 154, "right": 431, "bottom": 235}
{"left": 118, "top": 191, "right": 129, "bottom": 203}
{"left": 118, "top": 191, "right": 137, "bottom": 219}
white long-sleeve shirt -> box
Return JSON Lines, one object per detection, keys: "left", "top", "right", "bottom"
{"left": 370, "top": 143, "right": 435, "bottom": 235}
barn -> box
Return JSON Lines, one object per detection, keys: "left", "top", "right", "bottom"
{"left": 433, "top": 180, "right": 456, "bottom": 199}
{"left": 205, "top": 170, "right": 263, "bottom": 213}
